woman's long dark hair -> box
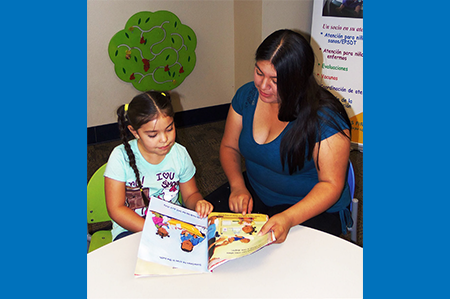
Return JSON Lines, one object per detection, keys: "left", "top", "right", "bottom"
{"left": 256, "top": 29, "right": 351, "bottom": 174}
{"left": 116, "top": 91, "right": 174, "bottom": 206}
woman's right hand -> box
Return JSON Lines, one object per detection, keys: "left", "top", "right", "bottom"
{"left": 220, "top": 106, "right": 252, "bottom": 215}
{"left": 229, "top": 187, "right": 253, "bottom": 215}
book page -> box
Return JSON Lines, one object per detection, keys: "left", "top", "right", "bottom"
{"left": 136, "top": 198, "right": 209, "bottom": 274}
{"left": 207, "top": 213, "right": 276, "bottom": 271}
{"left": 134, "top": 258, "right": 201, "bottom": 277}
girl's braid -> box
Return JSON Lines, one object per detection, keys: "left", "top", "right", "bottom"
{"left": 117, "top": 105, "right": 149, "bottom": 207}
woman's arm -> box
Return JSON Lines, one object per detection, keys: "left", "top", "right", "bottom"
{"left": 180, "top": 176, "right": 213, "bottom": 218}
{"left": 219, "top": 106, "right": 253, "bottom": 214}
{"left": 259, "top": 130, "right": 351, "bottom": 243}
{"left": 104, "top": 177, "right": 145, "bottom": 232}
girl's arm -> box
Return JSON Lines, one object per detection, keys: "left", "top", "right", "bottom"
{"left": 180, "top": 176, "right": 213, "bottom": 218}
{"left": 219, "top": 106, "right": 253, "bottom": 214}
{"left": 259, "top": 130, "right": 351, "bottom": 243}
{"left": 105, "top": 177, "right": 145, "bottom": 232}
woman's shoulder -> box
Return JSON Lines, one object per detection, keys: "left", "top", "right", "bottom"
{"left": 237, "top": 81, "right": 257, "bottom": 92}
{"left": 236, "top": 82, "right": 257, "bottom": 99}
{"left": 232, "top": 82, "right": 258, "bottom": 114}
{"left": 316, "top": 106, "right": 350, "bottom": 140}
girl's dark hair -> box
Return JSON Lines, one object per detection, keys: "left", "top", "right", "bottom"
{"left": 117, "top": 91, "right": 174, "bottom": 206}
{"left": 255, "top": 29, "right": 351, "bottom": 174}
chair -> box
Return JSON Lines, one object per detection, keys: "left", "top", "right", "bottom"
{"left": 87, "top": 163, "right": 112, "bottom": 253}
{"left": 347, "top": 161, "right": 359, "bottom": 242}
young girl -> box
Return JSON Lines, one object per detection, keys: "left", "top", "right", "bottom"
{"left": 104, "top": 91, "right": 214, "bottom": 241}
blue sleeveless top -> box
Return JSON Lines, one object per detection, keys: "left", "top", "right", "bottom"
{"left": 232, "top": 82, "right": 352, "bottom": 233}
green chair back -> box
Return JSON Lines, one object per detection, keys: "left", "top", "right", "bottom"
{"left": 89, "top": 230, "right": 112, "bottom": 253}
{"left": 87, "top": 163, "right": 112, "bottom": 252}
{"left": 87, "top": 164, "right": 111, "bottom": 224}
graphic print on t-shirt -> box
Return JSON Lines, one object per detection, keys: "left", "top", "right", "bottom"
{"left": 153, "top": 171, "right": 181, "bottom": 205}
{"left": 125, "top": 171, "right": 182, "bottom": 213}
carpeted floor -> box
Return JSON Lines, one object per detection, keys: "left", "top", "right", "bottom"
{"left": 87, "top": 120, "right": 363, "bottom": 246}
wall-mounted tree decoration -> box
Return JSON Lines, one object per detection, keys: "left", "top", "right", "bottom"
{"left": 108, "top": 11, "right": 197, "bottom": 91}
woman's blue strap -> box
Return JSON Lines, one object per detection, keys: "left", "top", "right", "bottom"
{"left": 339, "top": 208, "right": 353, "bottom": 235}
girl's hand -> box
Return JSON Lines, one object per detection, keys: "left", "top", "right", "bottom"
{"left": 258, "top": 212, "right": 293, "bottom": 244}
{"left": 195, "top": 200, "right": 214, "bottom": 218}
{"left": 229, "top": 187, "right": 253, "bottom": 215}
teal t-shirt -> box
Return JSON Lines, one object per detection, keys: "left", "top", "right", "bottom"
{"left": 104, "top": 140, "right": 196, "bottom": 239}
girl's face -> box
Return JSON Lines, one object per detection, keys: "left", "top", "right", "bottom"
{"left": 130, "top": 115, "right": 176, "bottom": 163}
{"left": 254, "top": 60, "right": 278, "bottom": 104}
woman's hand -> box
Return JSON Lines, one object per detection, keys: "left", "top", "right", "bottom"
{"left": 194, "top": 200, "right": 214, "bottom": 218}
{"left": 220, "top": 106, "right": 252, "bottom": 215}
{"left": 258, "top": 212, "right": 293, "bottom": 244}
{"left": 229, "top": 187, "right": 253, "bottom": 215}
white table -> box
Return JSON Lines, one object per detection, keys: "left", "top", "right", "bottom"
{"left": 87, "top": 225, "right": 363, "bottom": 298}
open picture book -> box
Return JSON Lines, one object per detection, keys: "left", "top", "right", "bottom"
{"left": 134, "top": 198, "right": 276, "bottom": 277}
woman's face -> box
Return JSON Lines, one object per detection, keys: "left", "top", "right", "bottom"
{"left": 254, "top": 60, "right": 278, "bottom": 104}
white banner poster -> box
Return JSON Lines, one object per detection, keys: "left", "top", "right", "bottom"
{"left": 310, "top": 0, "right": 363, "bottom": 150}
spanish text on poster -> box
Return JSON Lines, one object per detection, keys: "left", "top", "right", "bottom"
{"left": 310, "top": 0, "right": 363, "bottom": 150}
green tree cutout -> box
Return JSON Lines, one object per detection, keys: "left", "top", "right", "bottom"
{"left": 108, "top": 11, "right": 197, "bottom": 91}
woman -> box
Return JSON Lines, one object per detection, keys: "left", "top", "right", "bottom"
{"left": 215, "top": 29, "right": 352, "bottom": 243}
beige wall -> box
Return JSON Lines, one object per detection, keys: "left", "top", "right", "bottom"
{"left": 88, "top": 0, "right": 313, "bottom": 127}
{"left": 262, "top": 0, "right": 313, "bottom": 41}
{"left": 234, "top": 0, "right": 262, "bottom": 90}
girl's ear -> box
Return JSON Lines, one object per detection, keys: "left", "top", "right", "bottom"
{"left": 128, "top": 125, "right": 139, "bottom": 139}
